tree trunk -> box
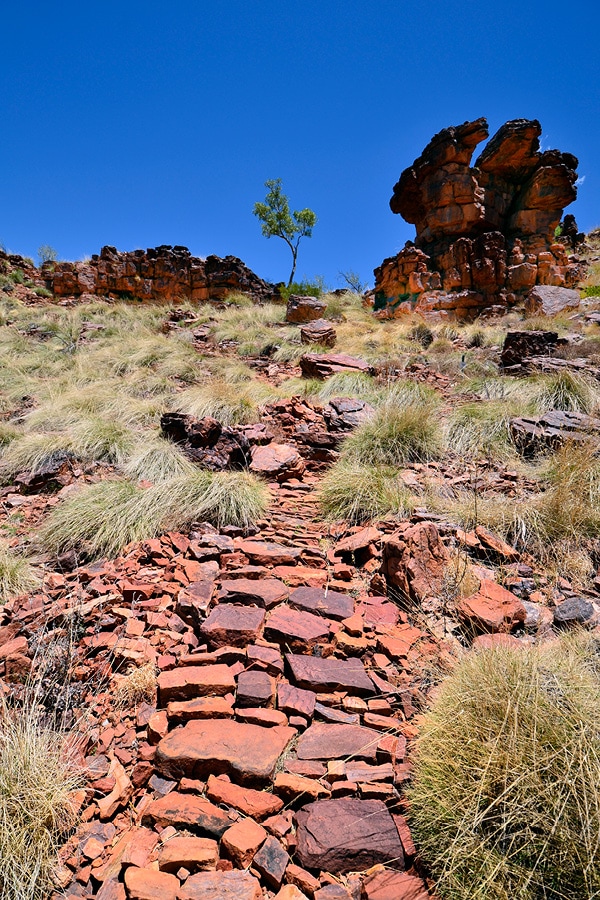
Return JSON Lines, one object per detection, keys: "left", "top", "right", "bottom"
{"left": 287, "top": 247, "right": 298, "bottom": 286}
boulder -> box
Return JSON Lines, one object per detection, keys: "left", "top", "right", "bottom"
{"left": 510, "top": 410, "right": 600, "bottom": 455}
{"left": 458, "top": 578, "right": 526, "bottom": 633}
{"left": 381, "top": 522, "right": 449, "bottom": 604}
{"left": 525, "top": 284, "right": 580, "bottom": 316}
{"left": 300, "top": 353, "right": 372, "bottom": 379}
{"left": 300, "top": 319, "right": 337, "bottom": 347}
{"left": 295, "top": 799, "right": 404, "bottom": 874}
{"left": 286, "top": 295, "right": 327, "bottom": 323}
{"left": 500, "top": 330, "right": 560, "bottom": 368}
{"left": 154, "top": 719, "right": 295, "bottom": 784}
{"left": 250, "top": 443, "right": 305, "bottom": 482}
{"left": 286, "top": 654, "right": 375, "bottom": 695}
{"left": 178, "top": 870, "right": 262, "bottom": 900}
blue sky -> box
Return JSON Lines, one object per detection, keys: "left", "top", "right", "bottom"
{"left": 2, "top": 1, "right": 598, "bottom": 288}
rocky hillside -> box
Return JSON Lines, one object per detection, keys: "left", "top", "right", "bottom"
{"left": 0, "top": 199, "right": 599, "bottom": 898}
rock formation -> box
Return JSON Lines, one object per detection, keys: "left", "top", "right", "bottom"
{"left": 45, "top": 244, "right": 279, "bottom": 303}
{"left": 374, "top": 117, "right": 583, "bottom": 318}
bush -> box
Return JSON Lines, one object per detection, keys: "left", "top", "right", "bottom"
{"left": 0, "top": 540, "right": 39, "bottom": 602}
{"left": 278, "top": 277, "right": 326, "bottom": 301}
{"left": 0, "top": 699, "right": 82, "bottom": 900}
{"left": 40, "top": 471, "right": 269, "bottom": 559}
{"left": 408, "top": 635, "right": 600, "bottom": 899}
{"left": 318, "top": 462, "right": 412, "bottom": 523}
{"left": 527, "top": 370, "right": 600, "bottom": 415}
{"left": 341, "top": 398, "right": 441, "bottom": 466}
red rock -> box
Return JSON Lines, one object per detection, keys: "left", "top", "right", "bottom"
{"left": 218, "top": 578, "right": 289, "bottom": 608}
{"left": 250, "top": 444, "right": 305, "bottom": 482}
{"left": 155, "top": 719, "right": 295, "bottom": 784}
{"left": 382, "top": 522, "right": 449, "bottom": 604}
{"left": 295, "top": 798, "right": 404, "bottom": 874}
{"left": 236, "top": 670, "right": 276, "bottom": 707}
{"left": 526, "top": 284, "right": 580, "bottom": 316}
{"left": 276, "top": 888, "right": 310, "bottom": 900}
{"left": 120, "top": 828, "right": 160, "bottom": 868}
{"left": 286, "top": 294, "right": 327, "bottom": 323}
{"left": 158, "top": 835, "right": 218, "bottom": 873}
{"left": 221, "top": 817, "right": 267, "bottom": 868}
{"left": 274, "top": 772, "right": 331, "bottom": 801}
{"left": 474, "top": 526, "right": 519, "bottom": 561}
{"left": 336, "top": 527, "right": 382, "bottom": 555}
{"left": 157, "top": 665, "right": 235, "bottom": 704}
{"left": 206, "top": 774, "right": 284, "bottom": 819}
{"left": 236, "top": 708, "right": 289, "bottom": 727}
{"left": 141, "top": 792, "right": 234, "bottom": 837}
{"left": 459, "top": 578, "right": 526, "bottom": 633}
{"left": 123, "top": 867, "right": 178, "bottom": 900}
{"left": 288, "top": 586, "right": 354, "bottom": 620}
{"left": 236, "top": 541, "right": 302, "bottom": 566}
{"left": 272, "top": 565, "right": 328, "bottom": 587}
{"left": 376, "top": 625, "right": 424, "bottom": 660}
{"left": 300, "top": 353, "right": 371, "bottom": 379}
{"left": 147, "top": 710, "right": 168, "bottom": 745}
{"left": 178, "top": 870, "right": 262, "bottom": 900}
{"left": 286, "top": 654, "right": 375, "bottom": 695}
{"left": 97, "top": 759, "right": 133, "bottom": 820}
{"left": 473, "top": 632, "right": 523, "bottom": 649}
{"left": 315, "top": 887, "right": 352, "bottom": 900}
{"left": 284, "top": 864, "right": 321, "bottom": 895}
{"left": 277, "top": 683, "right": 316, "bottom": 719}
{"left": 166, "top": 696, "right": 234, "bottom": 721}
{"left": 200, "top": 605, "right": 265, "bottom": 647}
{"left": 361, "top": 870, "right": 430, "bottom": 900}
{"left": 252, "top": 833, "right": 290, "bottom": 888}
{"left": 297, "top": 723, "right": 381, "bottom": 761}
{"left": 266, "top": 606, "right": 330, "bottom": 646}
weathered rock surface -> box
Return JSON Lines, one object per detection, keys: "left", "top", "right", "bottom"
{"left": 382, "top": 522, "right": 449, "bottom": 603}
{"left": 300, "top": 319, "right": 337, "bottom": 347}
{"left": 47, "top": 245, "right": 278, "bottom": 303}
{"left": 286, "top": 654, "right": 375, "bottom": 695}
{"left": 155, "top": 719, "right": 295, "bottom": 784}
{"left": 179, "top": 870, "right": 263, "bottom": 900}
{"left": 286, "top": 295, "right": 327, "bottom": 323}
{"left": 525, "top": 284, "right": 580, "bottom": 316}
{"left": 295, "top": 799, "right": 404, "bottom": 873}
{"left": 510, "top": 410, "right": 600, "bottom": 455}
{"left": 250, "top": 443, "right": 306, "bottom": 482}
{"left": 300, "top": 353, "right": 372, "bottom": 379}
{"left": 500, "top": 330, "right": 560, "bottom": 368}
{"left": 375, "top": 118, "right": 582, "bottom": 318}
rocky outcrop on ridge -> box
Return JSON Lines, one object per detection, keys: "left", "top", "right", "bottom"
{"left": 44, "top": 245, "right": 279, "bottom": 303}
{"left": 374, "top": 118, "right": 584, "bottom": 318}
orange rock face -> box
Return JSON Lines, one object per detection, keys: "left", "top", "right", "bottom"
{"left": 375, "top": 118, "right": 582, "bottom": 318}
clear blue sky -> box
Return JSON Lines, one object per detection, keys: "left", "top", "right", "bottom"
{"left": 2, "top": 1, "right": 598, "bottom": 288}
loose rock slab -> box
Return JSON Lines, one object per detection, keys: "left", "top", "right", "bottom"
{"left": 295, "top": 798, "right": 404, "bottom": 874}
{"left": 296, "top": 723, "right": 381, "bottom": 761}
{"left": 286, "top": 654, "right": 375, "bottom": 695}
{"left": 288, "top": 586, "right": 354, "bottom": 620}
{"left": 179, "top": 870, "right": 263, "bottom": 900}
{"left": 155, "top": 719, "right": 295, "bottom": 784}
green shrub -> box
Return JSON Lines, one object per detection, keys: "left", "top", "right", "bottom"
{"left": 408, "top": 635, "right": 600, "bottom": 899}
{"left": 278, "top": 277, "right": 326, "bottom": 301}
{"left": 318, "top": 462, "right": 412, "bottom": 523}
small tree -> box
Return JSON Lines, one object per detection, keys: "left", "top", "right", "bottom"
{"left": 38, "top": 245, "right": 58, "bottom": 266}
{"left": 253, "top": 179, "right": 317, "bottom": 286}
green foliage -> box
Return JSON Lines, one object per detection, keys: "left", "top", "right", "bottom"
{"left": 278, "top": 277, "right": 326, "bottom": 300}
{"left": 408, "top": 635, "right": 600, "bottom": 899}
{"left": 37, "top": 245, "right": 58, "bottom": 265}
{"left": 253, "top": 178, "right": 317, "bottom": 286}
{"left": 318, "top": 462, "right": 412, "bottom": 523}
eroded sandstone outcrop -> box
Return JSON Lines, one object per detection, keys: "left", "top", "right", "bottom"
{"left": 374, "top": 117, "right": 583, "bottom": 318}
{"left": 45, "top": 244, "right": 278, "bottom": 303}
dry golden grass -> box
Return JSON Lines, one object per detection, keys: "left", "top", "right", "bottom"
{"left": 0, "top": 540, "right": 40, "bottom": 602}
{"left": 114, "top": 662, "right": 157, "bottom": 708}
{"left": 0, "top": 698, "right": 83, "bottom": 900}
{"left": 408, "top": 634, "right": 600, "bottom": 900}
{"left": 317, "top": 462, "right": 413, "bottom": 523}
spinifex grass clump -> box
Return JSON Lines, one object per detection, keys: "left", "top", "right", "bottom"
{"left": 40, "top": 470, "right": 269, "bottom": 559}
{"left": 341, "top": 393, "right": 442, "bottom": 466}
{"left": 0, "top": 540, "right": 39, "bottom": 602}
{"left": 408, "top": 635, "right": 600, "bottom": 900}
{"left": 318, "top": 462, "right": 412, "bottom": 523}
{"left": 0, "top": 700, "right": 82, "bottom": 900}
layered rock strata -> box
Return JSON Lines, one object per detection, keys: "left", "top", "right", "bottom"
{"left": 45, "top": 244, "right": 278, "bottom": 303}
{"left": 374, "top": 117, "right": 582, "bottom": 318}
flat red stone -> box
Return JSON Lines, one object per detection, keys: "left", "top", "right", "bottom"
{"left": 178, "top": 870, "right": 262, "bottom": 900}
{"left": 155, "top": 719, "right": 295, "bottom": 784}
{"left": 296, "top": 723, "right": 381, "bottom": 761}
{"left": 286, "top": 654, "right": 375, "bottom": 695}
{"left": 288, "top": 586, "right": 354, "bottom": 620}
{"left": 157, "top": 664, "right": 236, "bottom": 704}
